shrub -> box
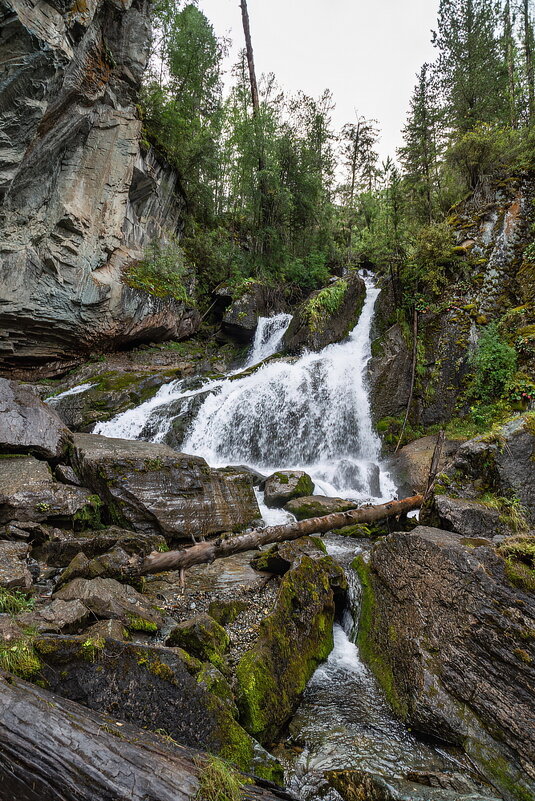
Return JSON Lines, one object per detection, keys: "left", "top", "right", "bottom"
{"left": 469, "top": 324, "right": 517, "bottom": 403}
{"left": 194, "top": 755, "right": 244, "bottom": 801}
{"left": 124, "top": 237, "right": 191, "bottom": 304}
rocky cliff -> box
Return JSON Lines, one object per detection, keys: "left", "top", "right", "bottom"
{"left": 0, "top": 0, "right": 198, "bottom": 379}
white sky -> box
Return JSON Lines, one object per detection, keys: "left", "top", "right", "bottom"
{"left": 198, "top": 0, "right": 440, "bottom": 161}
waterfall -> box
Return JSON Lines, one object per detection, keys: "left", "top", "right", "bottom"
{"left": 244, "top": 313, "right": 292, "bottom": 368}
{"left": 96, "top": 276, "right": 395, "bottom": 503}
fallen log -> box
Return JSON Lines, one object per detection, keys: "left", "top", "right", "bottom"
{"left": 0, "top": 672, "right": 293, "bottom": 801}
{"left": 138, "top": 494, "right": 423, "bottom": 576}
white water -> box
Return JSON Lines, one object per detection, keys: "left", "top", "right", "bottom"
{"left": 46, "top": 383, "right": 96, "bottom": 403}
{"left": 95, "top": 277, "right": 395, "bottom": 504}
{"left": 244, "top": 312, "right": 292, "bottom": 368}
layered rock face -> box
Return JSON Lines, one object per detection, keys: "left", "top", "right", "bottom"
{"left": 357, "top": 527, "right": 535, "bottom": 801}
{"left": 0, "top": 0, "right": 198, "bottom": 378}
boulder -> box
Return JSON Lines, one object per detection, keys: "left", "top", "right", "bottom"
{"left": 42, "top": 526, "right": 166, "bottom": 567}
{"left": 283, "top": 273, "right": 366, "bottom": 353}
{"left": 421, "top": 495, "right": 508, "bottom": 539}
{"left": 0, "top": 456, "right": 100, "bottom": 527}
{"left": 0, "top": 0, "right": 199, "bottom": 378}
{"left": 356, "top": 526, "right": 535, "bottom": 800}
{"left": 0, "top": 378, "right": 71, "bottom": 459}
{"left": 84, "top": 618, "right": 129, "bottom": 641}
{"left": 263, "top": 470, "right": 314, "bottom": 508}
{"left": 251, "top": 536, "right": 329, "bottom": 575}
{"left": 71, "top": 434, "right": 261, "bottom": 541}
{"left": 0, "top": 541, "right": 32, "bottom": 590}
{"left": 165, "top": 613, "right": 229, "bottom": 670}
{"left": 33, "top": 635, "right": 262, "bottom": 773}
{"left": 235, "top": 545, "right": 346, "bottom": 744}
{"left": 218, "top": 282, "right": 279, "bottom": 343}
{"left": 394, "top": 435, "right": 461, "bottom": 493}
{"left": 284, "top": 495, "right": 358, "bottom": 520}
{"left": 53, "top": 577, "right": 163, "bottom": 633}
{"left": 326, "top": 769, "right": 501, "bottom": 801}
{"left": 16, "top": 599, "right": 90, "bottom": 634}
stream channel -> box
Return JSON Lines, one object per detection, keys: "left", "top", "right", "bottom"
{"left": 91, "top": 276, "right": 497, "bottom": 800}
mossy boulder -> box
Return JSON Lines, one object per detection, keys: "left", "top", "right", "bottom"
{"left": 41, "top": 526, "right": 166, "bottom": 567}
{"left": 251, "top": 536, "right": 331, "bottom": 575}
{"left": 165, "top": 613, "right": 230, "bottom": 671}
{"left": 263, "top": 471, "right": 314, "bottom": 508}
{"left": 208, "top": 599, "right": 250, "bottom": 626}
{"left": 33, "top": 635, "right": 266, "bottom": 773}
{"left": 235, "top": 550, "right": 346, "bottom": 745}
{"left": 282, "top": 273, "right": 366, "bottom": 353}
{"left": 283, "top": 495, "right": 358, "bottom": 520}
{"left": 356, "top": 527, "right": 535, "bottom": 801}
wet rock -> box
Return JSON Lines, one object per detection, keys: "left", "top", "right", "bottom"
{"left": 421, "top": 495, "right": 507, "bottom": 538}
{"left": 208, "top": 599, "right": 250, "bottom": 626}
{"left": 71, "top": 434, "right": 261, "bottom": 541}
{"left": 84, "top": 618, "right": 129, "bottom": 641}
{"left": 34, "top": 635, "right": 262, "bottom": 773}
{"left": 325, "top": 769, "right": 501, "bottom": 801}
{"left": 251, "top": 536, "right": 329, "bottom": 575}
{"left": 48, "top": 372, "right": 176, "bottom": 431}
{"left": 0, "top": 541, "right": 32, "bottom": 590}
{"left": 54, "top": 464, "right": 81, "bottom": 486}
{"left": 218, "top": 282, "right": 281, "bottom": 343}
{"left": 356, "top": 526, "right": 535, "bottom": 800}
{"left": 53, "top": 577, "right": 163, "bottom": 633}
{"left": 394, "top": 435, "right": 461, "bottom": 493}
{"left": 283, "top": 495, "right": 358, "bottom": 520}
{"left": 0, "top": 456, "right": 100, "bottom": 527}
{"left": 17, "top": 599, "right": 90, "bottom": 634}
{"left": 263, "top": 471, "right": 314, "bottom": 508}
{"left": 165, "top": 613, "right": 229, "bottom": 670}
{"left": 0, "top": 378, "right": 71, "bottom": 459}
{"left": 235, "top": 548, "right": 346, "bottom": 745}
{"left": 369, "top": 323, "right": 413, "bottom": 422}
{"left": 42, "top": 526, "right": 166, "bottom": 567}
{"left": 283, "top": 273, "right": 366, "bottom": 353}
{"left": 0, "top": 0, "right": 199, "bottom": 378}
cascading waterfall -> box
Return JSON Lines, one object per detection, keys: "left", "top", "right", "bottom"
{"left": 96, "top": 275, "right": 395, "bottom": 504}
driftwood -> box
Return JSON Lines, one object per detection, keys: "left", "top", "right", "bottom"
{"left": 139, "top": 494, "right": 423, "bottom": 577}
{"left": 0, "top": 672, "right": 292, "bottom": 801}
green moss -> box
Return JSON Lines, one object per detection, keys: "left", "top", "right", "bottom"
{"left": 73, "top": 494, "right": 103, "bottom": 530}
{"left": 471, "top": 749, "right": 534, "bottom": 801}
{"left": 208, "top": 600, "right": 249, "bottom": 626}
{"left": 498, "top": 535, "right": 535, "bottom": 592}
{"left": 303, "top": 280, "right": 348, "bottom": 333}
{"left": 274, "top": 472, "right": 289, "bottom": 485}
{"left": 125, "top": 614, "right": 158, "bottom": 633}
{"left": 310, "top": 536, "right": 327, "bottom": 553}
{"left": 513, "top": 648, "right": 533, "bottom": 664}
{"left": 353, "top": 555, "right": 408, "bottom": 719}
{"left": 143, "top": 457, "right": 165, "bottom": 472}
{"left": 80, "top": 636, "right": 105, "bottom": 662}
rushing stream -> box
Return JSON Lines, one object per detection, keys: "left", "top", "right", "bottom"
{"left": 93, "top": 276, "right": 492, "bottom": 799}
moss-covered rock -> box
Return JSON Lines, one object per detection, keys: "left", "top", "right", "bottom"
{"left": 282, "top": 273, "right": 366, "bottom": 353}
{"left": 235, "top": 552, "right": 345, "bottom": 745}
{"left": 165, "top": 613, "right": 230, "bottom": 671}
{"left": 283, "top": 495, "right": 358, "bottom": 520}
{"left": 263, "top": 471, "right": 314, "bottom": 508}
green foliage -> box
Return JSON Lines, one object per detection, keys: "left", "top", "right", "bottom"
{"left": 125, "top": 239, "right": 191, "bottom": 303}
{"left": 469, "top": 324, "right": 517, "bottom": 403}
{"left": 0, "top": 588, "right": 34, "bottom": 615}
{"left": 499, "top": 535, "right": 535, "bottom": 592}
{"left": 0, "top": 633, "right": 41, "bottom": 678}
{"left": 303, "top": 280, "right": 348, "bottom": 331}
{"left": 194, "top": 755, "right": 244, "bottom": 801}
{"left": 480, "top": 493, "right": 530, "bottom": 533}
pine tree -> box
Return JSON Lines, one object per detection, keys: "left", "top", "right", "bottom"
{"left": 399, "top": 64, "right": 442, "bottom": 222}
{"left": 432, "top": 0, "right": 509, "bottom": 132}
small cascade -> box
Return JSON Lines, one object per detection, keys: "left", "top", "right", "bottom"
{"left": 244, "top": 312, "right": 292, "bottom": 368}
{"left": 279, "top": 535, "right": 487, "bottom": 801}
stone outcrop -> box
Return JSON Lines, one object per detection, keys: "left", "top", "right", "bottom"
{"left": 0, "top": 0, "right": 199, "bottom": 378}
{"left": 263, "top": 470, "right": 314, "bottom": 508}
{"left": 283, "top": 273, "right": 366, "bottom": 353}
{"left": 283, "top": 495, "right": 358, "bottom": 520}
{"left": 0, "top": 456, "right": 99, "bottom": 526}
{"left": 421, "top": 494, "right": 509, "bottom": 539}
{"left": 394, "top": 435, "right": 461, "bottom": 494}
{"left": 217, "top": 282, "right": 285, "bottom": 343}
{"left": 0, "top": 378, "right": 71, "bottom": 459}
{"left": 0, "top": 540, "right": 32, "bottom": 589}
{"left": 70, "top": 434, "right": 261, "bottom": 540}
{"left": 356, "top": 526, "right": 535, "bottom": 801}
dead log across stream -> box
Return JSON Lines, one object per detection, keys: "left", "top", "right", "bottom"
{"left": 0, "top": 672, "right": 293, "bottom": 801}
{"left": 138, "top": 494, "right": 424, "bottom": 576}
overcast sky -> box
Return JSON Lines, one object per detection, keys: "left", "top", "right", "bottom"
{"left": 197, "top": 0, "right": 440, "bottom": 161}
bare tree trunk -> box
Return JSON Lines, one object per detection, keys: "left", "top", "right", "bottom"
{"left": 138, "top": 494, "right": 423, "bottom": 576}
{"left": 524, "top": 0, "right": 535, "bottom": 124}
{"left": 240, "top": 0, "right": 260, "bottom": 116}
{"left": 424, "top": 430, "right": 446, "bottom": 501}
